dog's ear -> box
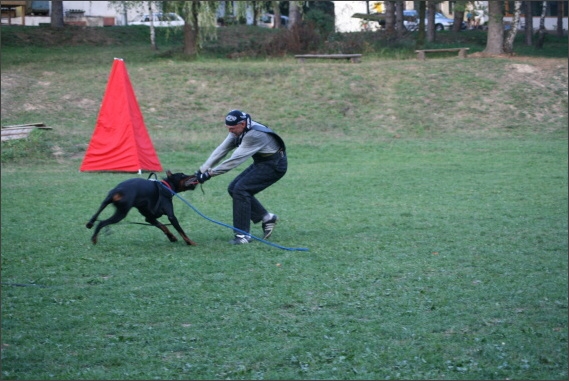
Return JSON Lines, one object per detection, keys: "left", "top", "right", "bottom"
{"left": 166, "top": 170, "right": 173, "bottom": 177}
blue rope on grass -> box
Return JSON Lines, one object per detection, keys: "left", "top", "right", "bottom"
{"left": 158, "top": 181, "right": 309, "bottom": 251}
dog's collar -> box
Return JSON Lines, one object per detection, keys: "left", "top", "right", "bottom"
{"left": 160, "top": 180, "right": 173, "bottom": 191}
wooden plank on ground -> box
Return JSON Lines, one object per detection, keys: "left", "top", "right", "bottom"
{"left": 1, "top": 123, "right": 51, "bottom": 141}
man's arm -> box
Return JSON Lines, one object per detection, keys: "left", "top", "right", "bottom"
{"left": 210, "top": 131, "right": 270, "bottom": 175}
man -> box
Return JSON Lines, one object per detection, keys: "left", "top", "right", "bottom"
{"left": 195, "top": 110, "right": 287, "bottom": 245}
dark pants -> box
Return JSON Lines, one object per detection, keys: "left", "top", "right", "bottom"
{"left": 227, "top": 151, "right": 287, "bottom": 235}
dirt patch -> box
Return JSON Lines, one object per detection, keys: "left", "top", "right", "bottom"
{"left": 469, "top": 52, "right": 567, "bottom": 70}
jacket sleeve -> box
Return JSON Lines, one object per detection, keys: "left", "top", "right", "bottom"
{"left": 199, "top": 133, "right": 236, "bottom": 173}
{"left": 209, "top": 131, "right": 270, "bottom": 175}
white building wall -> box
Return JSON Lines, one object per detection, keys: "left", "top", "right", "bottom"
{"left": 333, "top": 1, "right": 423, "bottom": 33}
{"left": 334, "top": 1, "right": 370, "bottom": 32}
{"left": 62, "top": 1, "right": 117, "bottom": 16}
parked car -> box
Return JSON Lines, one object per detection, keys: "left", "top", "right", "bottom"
{"left": 130, "top": 12, "right": 184, "bottom": 27}
{"left": 403, "top": 10, "right": 456, "bottom": 31}
{"left": 28, "top": 1, "right": 50, "bottom": 16}
{"left": 353, "top": 12, "right": 423, "bottom": 31}
{"left": 258, "top": 13, "right": 289, "bottom": 28}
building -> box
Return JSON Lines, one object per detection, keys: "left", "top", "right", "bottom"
{"left": 333, "top": 1, "right": 567, "bottom": 33}
{"left": 0, "top": 1, "right": 258, "bottom": 26}
{"left": 2, "top": 1, "right": 567, "bottom": 32}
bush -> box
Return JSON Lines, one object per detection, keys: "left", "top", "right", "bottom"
{"left": 304, "top": 7, "right": 335, "bottom": 37}
{"left": 262, "top": 22, "right": 323, "bottom": 55}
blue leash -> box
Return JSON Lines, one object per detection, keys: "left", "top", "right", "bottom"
{"left": 157, "top": 181, "right": 309, "bottom": 251}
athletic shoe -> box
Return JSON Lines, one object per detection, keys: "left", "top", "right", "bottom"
{"left": 262, "top": 214, "right": 278, "bottom": 239}
{"left": 229, "top": 234, "right": 252, "bottom": 245}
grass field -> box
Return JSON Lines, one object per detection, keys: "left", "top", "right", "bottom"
{"left": 1, "top": 25, "right": 568, "bottom": 380}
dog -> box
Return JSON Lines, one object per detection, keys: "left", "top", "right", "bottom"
{"left": 86, "top": 170, "right": 199, "bottom": 245}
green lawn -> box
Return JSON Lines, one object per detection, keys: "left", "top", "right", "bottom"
{"left": 1, "top": 25, "right": 567, "bottom": 380}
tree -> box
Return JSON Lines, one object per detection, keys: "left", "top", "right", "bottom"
{"left": 417, "top": 1, "right": 427, "bottom": 46}
{"left": 51, "top": 0, "right": 64, "bottom": 28}
{"left": 384, "top": 1, "right": 395, "bottom": 35}
{"left": 288, "top": 1, "right": 301, "bottom": 30}
{"left": 536, "top": 1, "right": 547, "bottom": 49}
{"left": 557, "top": 1, "right": 564, "bottom": 37}
{"left": 163, "top": 1, "right": 219, "bottom": 57}
{"left": 147, "top": 1, "right": 157, "bottom": 50}
{"left": 426, "top": 1, "right": 437, "bottom": 42}
{"left": 452, "top": 0, "right": 468, "bottom": 33}
{"left": 524, "top": 0, "right": 533, "bottom": 46}
{"left": 483, "top": 0, "right": 504, "bottom": 55}
{"left": 109, "top": 1, "right": 218, "bottom": 56}
{"left": 120, "top": 1, "right": 129, "bottom": 26}
{"left": 272, "top": 1, "right": 282, "bottom": 29}
{"left": 252, "top": 1, "right": 269, "bottom": 26}
{"left": 304, "top": 1, "right": 335, "bottom": 36}
{"left": 504, "top": 1, "right": 522, "bottom": 53}
{"left": 108, "top": 0, "right": 160, "bottom": 49}
{"left": 395, "top": 0, "right": 405, "bottom": 38}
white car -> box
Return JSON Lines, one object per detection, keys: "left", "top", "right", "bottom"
{"left": 403, "top": 10, "right": 454, "bottom": 31}
{"left": 130, "top": 13, "right": 184, "bottom": 27}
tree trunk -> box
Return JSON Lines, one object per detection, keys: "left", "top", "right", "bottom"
{"left": 427, "top": 1, "right": 436, "bottom": 43}
{"left": 483, "top": 0, "right": 504, "bottom": 55}
{"left": 395, "top": 0, "right": 404, "bottom": 38}
{"left": 148, "top": 1, "right": 157, "bottom": 50}
{"left": 183, "top": 1, "right": 200, "bottom": 56}
{"left": 273, "top": 1, "right": 281, "bottom": 29}
{"left": 122, "top": 1, "right": 128, "bottom": 26}
{"left": 51, "top": 0, "right": 64, "bottom": 28}
{"left": 536, "top": 1, "right": 547, "bottom": 49}
{"left": 417, "top": 1, "right": 426, "bottom": 47}
{"left": 556, "top": 1, "right": 563, "bottom": 37}
{"left": 452, "top": 0, "right": 468, "bottom": 33}
{"left": 288, "top": 1, "right": 301, "bottom": 30}
{"left": 504, "top": 1, "right": 522, "bottom": 53}
{"left": 452, "top": 10, "right": 465, "bottom": 32}
{"left": 524, "top": 1, "right": 533, "bottom": 46}
{"left": 384, "top": 1, "right": 395, "bottom": 35}
{"left": 252, "top": 1, "right": 258, "bottom": 26}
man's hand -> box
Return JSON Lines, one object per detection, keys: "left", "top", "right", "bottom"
{"left": 196, "top": 170, "right": 211, "bottom": 184}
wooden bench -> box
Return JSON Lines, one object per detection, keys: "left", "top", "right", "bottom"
{"left": 415, "top": 48, "right": 470, "bottom": 60}
{"left": 295, "top": 54, "right": 362, "bottom": 63}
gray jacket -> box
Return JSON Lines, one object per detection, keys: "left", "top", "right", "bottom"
{"left": 200, "top": 121, "right": 282, "bottom": 176}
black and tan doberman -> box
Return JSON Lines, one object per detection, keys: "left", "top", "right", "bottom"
{"left": 86, "top": 171, "right": 199, "bottom": 245}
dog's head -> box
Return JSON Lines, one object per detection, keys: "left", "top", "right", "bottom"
{"left": 165, "top": 170, "right": 199, "bottom": 193}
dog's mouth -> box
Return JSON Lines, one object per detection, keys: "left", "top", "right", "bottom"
{"left": 182, "top": 176, "right": 199, "bottom": 190}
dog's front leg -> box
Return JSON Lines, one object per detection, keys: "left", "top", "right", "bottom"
{"left": 167, "top": 215, "right": 197, "bottom": 246}
{"left": 145, "top": 217, "right": 178, "bottom": 242}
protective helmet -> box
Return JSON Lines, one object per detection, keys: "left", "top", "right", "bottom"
{"left": 225, "top": 110, "right": 248, "bottom": 126}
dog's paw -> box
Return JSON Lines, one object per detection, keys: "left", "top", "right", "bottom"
{"left": 86, "top": 222, "right": 94, "bottom": 229}
{"left": 185, "top": 239, "right": 198, "bottom": 246}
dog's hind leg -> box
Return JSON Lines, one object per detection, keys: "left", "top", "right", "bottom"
{"left": 86, "top": 195, "right": 114, "bottom": 229}
{"left": 90, "top": 209, "right": 128, "bottom": 244}
{"left": 89, "top": 191, "right": 130, "bottom": 244}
